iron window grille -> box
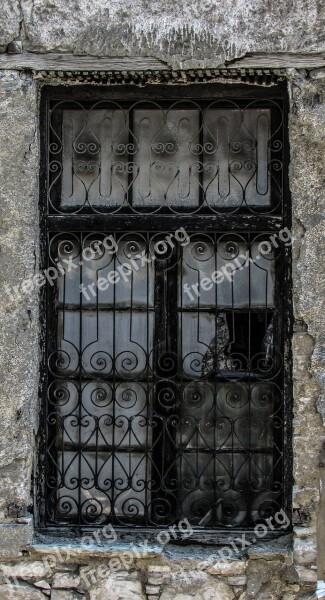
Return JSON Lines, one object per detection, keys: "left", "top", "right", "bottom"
{"left": 38, "top": 83, "right": 292, "bottom": 538}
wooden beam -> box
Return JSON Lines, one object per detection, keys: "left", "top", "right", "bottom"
{"left": 226, "top": 52, "right": 325, "bottom": 69}
{"left": 0, "top": 52, "right": 324, "bottom": 73}
{"left": 0, "top": 52, "right": 325, "bottom": 73}
{"left": 0, "top": 53, "right": 168, "bottom": 71}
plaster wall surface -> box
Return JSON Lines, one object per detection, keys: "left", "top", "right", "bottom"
{"left": 0, "top": 0, "right": 324, "bottom": 66}
{"left": 0, "top": 1, "right": 324, "bottom": 599}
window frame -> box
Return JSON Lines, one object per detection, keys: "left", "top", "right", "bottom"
{"left": 36, "top": 82, "right": 292, "bottom": 543}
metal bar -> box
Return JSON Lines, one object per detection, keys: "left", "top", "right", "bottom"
{"left": 40, "top": 89, "right": 291, "bottom": 531}
{"left": 47, "top": 214, "right": 284, "bottom": 232}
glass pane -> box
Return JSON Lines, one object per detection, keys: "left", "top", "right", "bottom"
{"left": 180, "top": 236, "right": 275, "bottom": 309}
{"left": 49, "top": 231, "right": 156, "bottom": 524}
{"left": 47, "top": 230, "right": 282, "bottom": 527}
{"left": 53, "top": 380, "right": 150, "bottom": 448}
{"left": 179, "top": 312, "right": 217, "bottom": 378}
{"left": 173, "top": 380, "right": 280, "bottom": 526}
{"left": 61, "top": 109, "right": 128, "bottom": 210}
{"left": 54, "top": 309, "right": 153, "bottom": 378}
{"left": 178, "top": 235, "right": 276, "bottom": 377}
{"left": 175, "top": 452, "right": 274, "bottom": 526}
{"left": 49, "top": 102, "right": 283, "bottom": 215}
{"left": 203, "top": 108, "right": 271, "bottom": 207}
{"left": 54, "top": 233, "right": 154, "bottom": 308}
{"left": 56, "top": 451, "right": 149, "bottom": 522}
{"left": 132, "top": 108, "right": 200, "bottom": 207}
{"left": 178, "top": 311, "right": 275, "bottom": 377}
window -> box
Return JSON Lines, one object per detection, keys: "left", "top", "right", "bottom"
{"left": 39, "top": 84, "right": 291, "bottom": 535}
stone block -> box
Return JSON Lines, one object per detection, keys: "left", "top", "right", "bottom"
{"left": 227, "top": 576, "right": 247, "bottom": 586}
{"left": 79, "top": 565, "right": 107, "bottom": 588}
{"left": 247, "top": 538, "right": 293, "bottom": 565}
{"left": 145, "top": 585, "right": 160, "bottom": 594}
{"left": 147, "top": 576, "right": 164, "bottom": 585}
{"left": 34, "top": 581, "right": 51, "bottom": 590}
{"left": 294, "top": 538, "right": 317, "bottom": 565}
{"left": 51, "top": 592, "right": 83, "bottom": 600}
{"left": 284, "top": 584, "right": 300, "bottom": 592}
{"left": 89, "top": 578, "right": 146, "bottom": 600}
{"left": 52, "top": 573, "right": 81, "bottom": 588}
{"left": 0, "top": 583, "right": 47, "bottom": 599}
{"left": 0, "top": 1, "right": 21, "bottom": 48}
{"left": 246, "top": 558, "right": 287, "bottom": 597}
{"left": 309, "top": 68, "right": 325, "bottom": 79}
{"left": 207, "top": 560, "right": 246, "bottom": 576}
{"left": 147, "top": 566, "right": 171, "bottom": 573}
{"left": 0, "top": 561, "right": 49, "bottom": 580}
{"left": 160, "top": 580, "right": 235, "bottom": 600}
{"left": 296, "top": 566, "right": 317, "bottom": 582}
{"left": 0, "top": 524, "right": 33, "bottom": 558}
{"left": 294, "top": 526, "right": 316, "bottom": 538}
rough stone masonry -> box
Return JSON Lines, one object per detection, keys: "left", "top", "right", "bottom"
{"left": 0, "top": 0, "right": 324, "bottom": 599}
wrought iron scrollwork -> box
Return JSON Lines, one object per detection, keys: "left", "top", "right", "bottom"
{"left": 48, "top": 100, "right": 284, "bottom": 216}
{"left": 45, "top": 231, "right": 285, "bottom": 528}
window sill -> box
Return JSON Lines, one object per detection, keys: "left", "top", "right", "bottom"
{"left": 27, "top": 531, "right": 293, "bottom": 566}
{"left": 0, "top": 520, "right": 293, "bottom": 562}
{"left": 32, "top": 527, "right": 292, "bottom": 553}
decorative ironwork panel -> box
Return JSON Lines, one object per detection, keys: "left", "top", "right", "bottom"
{"left": 48, "top": 100, "right": 284, "bottom": 215}
{"left": 45, "top": 231, "right": 285, "bottom": 528}
{"left": 40, "top": 89, "right": 291, "bottom": 533}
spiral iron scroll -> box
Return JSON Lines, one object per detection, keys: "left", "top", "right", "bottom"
{"left": 48, "top": 99, "right": 284, "bottom": 216}
{"left": 45, "top": 231, "right": 284, "bottom": 528}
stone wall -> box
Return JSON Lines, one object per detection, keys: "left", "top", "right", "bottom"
{"left": 0, "top": 1, "right": 324, "bottom": 598}
{"left": 1, "top": 0, "right": 325, "bottom": 66}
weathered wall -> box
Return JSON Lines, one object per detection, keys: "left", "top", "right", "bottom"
{"left": 1, "top": 0, "right": 325, "bottom": 67}
{"left": 0, "top": 1, "right": 324, "bottom": 599}
{"left": 289, "top": 71, "right": 325, "bottom": 586}
{"left": 0, "top": 69, "right": 39, "bottom": 519}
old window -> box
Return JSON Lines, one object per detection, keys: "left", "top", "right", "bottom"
{"left": 39, "top": 85, "right": 291, "bottom": 535}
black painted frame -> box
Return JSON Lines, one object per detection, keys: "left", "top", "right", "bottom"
{"left": 36, "top": 81, "right": 292, "bottom": 543}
